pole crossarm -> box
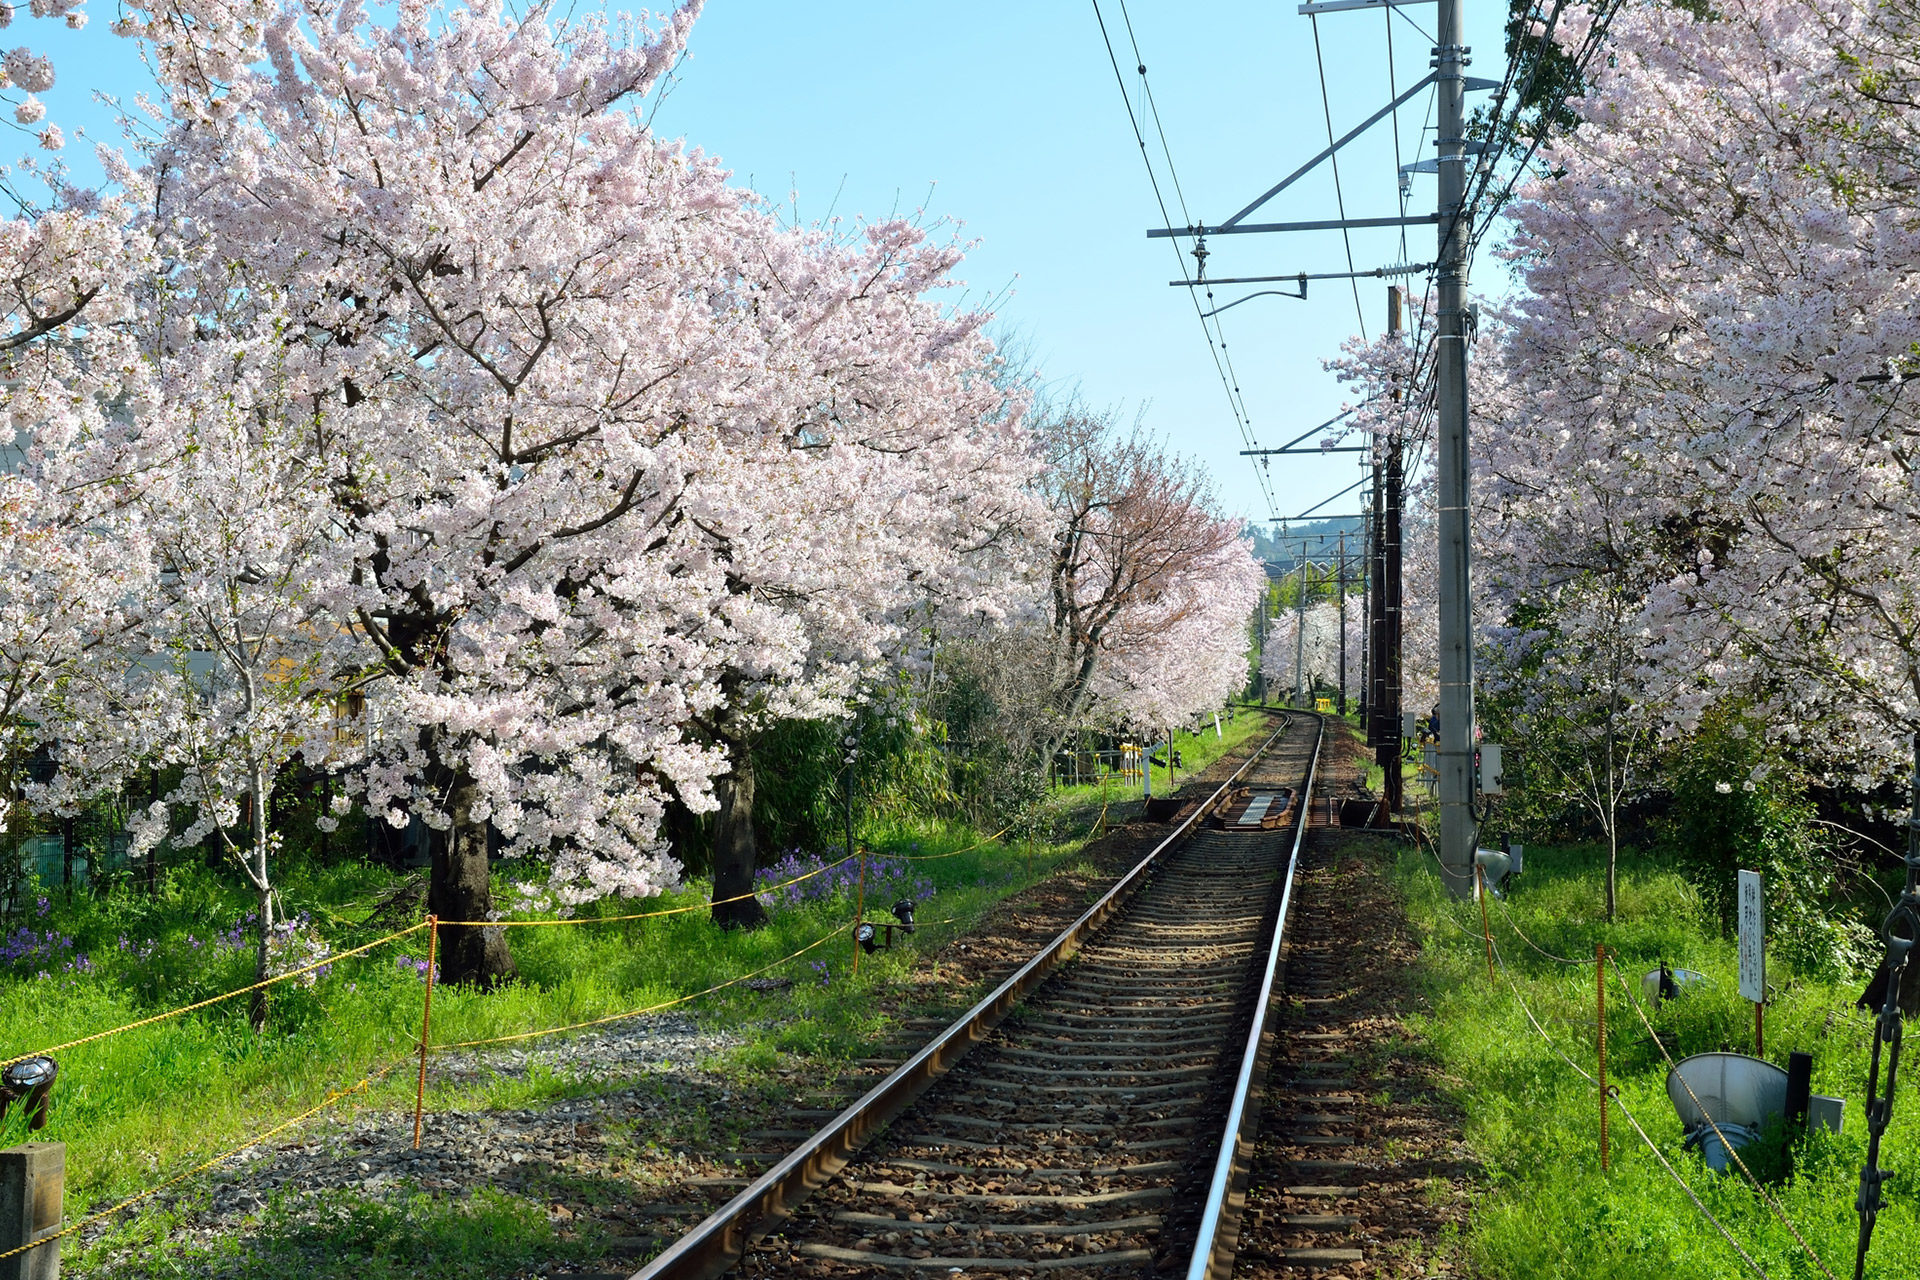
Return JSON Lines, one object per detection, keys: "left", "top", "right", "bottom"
{"left": 1298, "top": 0, "right": 1432, "bottom": 12}
{"left": 1150, "top": 213, "right": 1437, "bottom": 240}
{"left": 1293, "top": 476, "right": 1368, "bottom": 519}
{"left": 1171, "top": 263, "right": 1430, "bottom": 287}
{"left": 1271, "top": 511, "right": 1367, "bottom": 521}
{"left": 1267, "top": 409, "right": 1355, "bottom": 454}
{"left": 1216, "top": 74, "right": 1434, "bottom": 230}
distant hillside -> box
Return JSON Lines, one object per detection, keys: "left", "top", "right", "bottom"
{"left": 1247, "top": 516, "right": 1364, "bottom": 575}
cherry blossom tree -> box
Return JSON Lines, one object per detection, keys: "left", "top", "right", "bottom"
{"left": 1091, "top": 529, "right": 1263, "bottom": 733}
{"left": 1021, "top": 407, "right": 1250, "bottom": 769}
{"left": 53, "top": 352, "right": 343, "bottom": 1026}
{"left": 1491, "top": 0, "right": 1920, "bottom": 790}
{"left": 87, "top": 0, "right": 1043, "bottom": 968}
{"left": 0, "top": 190, "right": 151, "bottom": 834}
{"left": 1260, "top": 599, "right": 1349, "bottom": 701}
{"left": 677, "top": 220, "right": 1039, "bottom": 928}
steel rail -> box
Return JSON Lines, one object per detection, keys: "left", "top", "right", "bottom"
{"left": 631, "top": 713, "right": 1298, "bottom": 1280}
{"left": 1186, "top": 710, "right": 1326, "bottom": 1280}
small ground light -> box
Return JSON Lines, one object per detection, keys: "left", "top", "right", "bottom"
{"left": 891, "top": 900, "right": 916, "bottom": 934}
{"left": 853, "top": 922, "right": 879, "bottom": 954}
{"left": 1643, "top": 963, "right": 1710, "bottom": 1007}
{"left": 0, "top": 1055, "right": 57, "bottom": 1130}
{"left": 1472, "top": 847, "right": 1518, "bottom": 896}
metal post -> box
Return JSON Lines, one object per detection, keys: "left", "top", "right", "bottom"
{"left": 1433, "top": 0, "right": 1477, "bottom": 897}
{"left": 1853, "top": 734, "right": 1920, "bottom": 1279}
{"left": 0, "top": 1142, "right": 61, "bottom": 1280}
{"left": 1359, "top": 486, "right": 1372, "bottom": 731}
{"left": 1382, "top": 434, "right": 1404, "bottom": 818}
{"left": 1255, "top": 586, "right": 1268, "bottom": 704}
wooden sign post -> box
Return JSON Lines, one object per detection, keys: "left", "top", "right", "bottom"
{"left": 1738, "top": 869, "right": 1766, "bottom": 1056}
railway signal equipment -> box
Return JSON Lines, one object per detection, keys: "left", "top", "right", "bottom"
{"left": 1478, "top": 743, "right": 1505, "bottom": 795}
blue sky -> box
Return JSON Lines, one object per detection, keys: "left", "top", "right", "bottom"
{"left": 27, "top": 0, "right": 1514, "bottom": 527}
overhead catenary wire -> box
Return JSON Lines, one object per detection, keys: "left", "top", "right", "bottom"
{"left": 1310, "top": 12, "right": 1369, "bottom": 340}
{"left": 1112, "top": 1, "right": 1273, "bottom": 491}
{"left": 1091, "top": 0, "right": 1280, "bottom": 519}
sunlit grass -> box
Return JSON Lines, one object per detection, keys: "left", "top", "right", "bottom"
{"left": 0, "top": 819, "right": 1087, "bottom": 1210}
{"left": 1388, "top": 839, "right": 1920, "bottom": 1279}
{"left": 1044, "top": 706, "right": 1270, "bottom": 814}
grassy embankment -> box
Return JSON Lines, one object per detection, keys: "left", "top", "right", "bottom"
{"left": 0, "top": 817, "right": 1103, "bottom": 1212}
{"left": 1040, "top": 704, "right": 1272, "bottom": 820}
{"left": 1392, "top": 837, "right": 1920, "bottom": 1279}
{"left": 0, "top": 711, "right": 1276, "bottom": 1275}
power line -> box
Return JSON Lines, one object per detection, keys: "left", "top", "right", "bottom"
{"left": 1114, "top": 0, "right": 1270, "bottom": 501}
{"left": 1310, "top": 14, "right": 1368, "bottom": 341}
{"left": 1091, "top": 0, "right": 1280, "bottom": 518}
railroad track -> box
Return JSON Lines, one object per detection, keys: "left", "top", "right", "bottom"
{"left": 638, "top": 711, "right": 1323, "bottom": 1280}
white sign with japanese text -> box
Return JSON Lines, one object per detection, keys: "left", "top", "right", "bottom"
{"left": 1738, "top": 869, "right": 1765, "bottom": 1004}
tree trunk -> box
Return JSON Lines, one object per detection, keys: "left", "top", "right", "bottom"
{"left": 250, "top": 878, "right": 273, "bottom": 1031}
{"left": 710, "top": 747, "right": 768, "bottom": 930}
{"left": 427, "top": 760, "right": 517, "bottom": 988}
{"left": 1606, "top": 822, "right": 1618, "bottom": 925}
{"left": 249, "top": 768, "right": 273, "bottom": 1031}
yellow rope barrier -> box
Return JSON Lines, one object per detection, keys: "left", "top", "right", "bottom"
{"left": 430, "top": 926, "right": 850, "bottom": 1051}
{"left": 434, "top": 851, "right": 861, "bottom": 927}
{"left": 0, "top": 1063, "right": 400, "bottom": 1264}
{"left": 0, "top": 922, "right": 431, "bottom": 1070}
{"left": 892, "top": 826, "right": 1014, "bottom": 863}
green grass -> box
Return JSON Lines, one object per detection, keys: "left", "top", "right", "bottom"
{"left": 1389, "top": 839, "right": 1920, "bottom": 1280}
{"left": 82, "top": 1185, "right": 604, "bottom": 1280}
{"left": 1044, "top": 706, "right": 1270, "bottom": 813}
{"left": 0, "top": 818, "right": 1089, "bottom": 1217}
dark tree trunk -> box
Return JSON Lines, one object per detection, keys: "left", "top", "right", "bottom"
{"left": 710, "top": 747, "right": 768, "bottom": 930}
{"left": 318, "top": 773, "right": 331, "bottom": 866}
{"left": 427, "top": 759, "right": 517, "bottom": 988}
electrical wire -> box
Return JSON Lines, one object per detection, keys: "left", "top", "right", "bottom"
{"left": 1091, "top": 0, "right": 1280, "bottom": 519}
{"left": 1310, "top": 13, "right": 1369, "bottom": 341}
{"left": 1384, "top": 0, "right": 1410, "bottom": 268}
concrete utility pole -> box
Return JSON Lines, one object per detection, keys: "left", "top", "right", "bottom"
{"left": 1139, "top": 0, "right": 1491, "bottom": 864}
{"left": 1434, "top": 0, "right": 1477, "bottom": 897}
